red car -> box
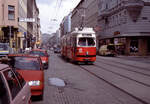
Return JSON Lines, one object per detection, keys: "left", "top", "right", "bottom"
{"left": 29, "top": 49, "right": 49, "bottom": 69}
{"left": 8, "top": 54, "right": 44, "bottom": 100}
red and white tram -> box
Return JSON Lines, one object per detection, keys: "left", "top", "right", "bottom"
{"left": 61, "top": 27, "right": 96, "bottom": 64}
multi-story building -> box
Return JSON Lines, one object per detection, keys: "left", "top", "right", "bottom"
{"left": 60, "top": 13, "right": 72, "bottom": 37}
{"left": 27, "top": 0, "right": 40, "bottom": 49}
{"left": 27, "top": 0, "right": 34, "bottom": 48}
{"left": 71, "top": 0, "right": 85, "bottom": 30}
{"left": 71, "top": 0, "right": 99, "bottom": 29}
{"left": 33, "top": 0, "right": 39, "bottom": 48}
{"left": 97, "top": 0, "right": 150, "bottom": 55}
{"left": 18, "top": 0, "right": 27, "bottom": 51}
{"left": 56, "top": 29, "right": 61, "bottom": 47}
{"left": 0, "top": 0, "right": 18, "bottom": 49}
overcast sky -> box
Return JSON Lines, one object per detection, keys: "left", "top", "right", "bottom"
{"left": 36, "top": 0, "right": 81, "bottom": 34}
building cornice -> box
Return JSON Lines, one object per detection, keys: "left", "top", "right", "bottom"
{"left": 98, "top": 0, "right": 145, "bottom": 21}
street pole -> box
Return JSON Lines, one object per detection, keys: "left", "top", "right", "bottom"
{"left": 9, "top": 26, "right": 11, "bottom": 47}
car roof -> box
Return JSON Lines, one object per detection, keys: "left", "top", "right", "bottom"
{"left": 0, "top": 64, "right": 9, "bottom": 71}
{"left": 31, "top": 49, "right": 46, "bottom": 52}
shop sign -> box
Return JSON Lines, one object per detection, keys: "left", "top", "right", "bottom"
{"left": 114, "top": 31, "right": 120, "bottom": 36}
{"left": 19, "top": 18, "right": 35, "bottom": 22}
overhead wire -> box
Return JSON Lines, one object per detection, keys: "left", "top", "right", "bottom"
{"left": 54, "top": 0, "right": 62, "bottom": 20}
{"left": 50, "top": 0, "right": 59, "bottom": 21}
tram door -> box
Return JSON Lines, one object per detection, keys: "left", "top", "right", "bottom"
{"left": 72, "top": 37, "right": 77, "bottom": 59}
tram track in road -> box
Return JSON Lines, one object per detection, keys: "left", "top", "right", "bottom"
{"left": 96, "top": 59, "right": 150, "bottom": 77}
{"left": 96, "top": 56, "right": 150, "bottom": 72}
{"left": 78, "top": 65, "right": 150, "bottom": 104}
{"left": 93, "top": 64, "right": 150, "bottom": 87}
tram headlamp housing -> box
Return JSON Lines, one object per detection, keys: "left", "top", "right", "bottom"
{"left": 79, "top": 48, "right": 83, "bottom": 53}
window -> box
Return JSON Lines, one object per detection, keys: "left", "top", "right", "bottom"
{"left": 3, "top": 70, "right": 21, "bottom": 99}
{"left": 0, "top": 74, "right": 10, "bottom": 104}
{"left": 29, "top": 51, "right": 45, "bottom": 56}
{"left": 130, "top": 39, "right": 138, "bottom": 53}
{"left": 142, "top": 17, "right": 148, "bottom": 20}
{"left": 14, "top": 57, "right": 41, "bottom": 70}
{"left": 78, "top": 37, "right": 95, "bottom": 47}
{"left": 13, "top": 71, "right": 26, "bottom": 87}
{"left": 0, "top": 43, "right": 9, "bottom": 51}
{"left": 8, "top": 5, "right": 15, "bottom": 20}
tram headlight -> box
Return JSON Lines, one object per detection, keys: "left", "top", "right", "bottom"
{"left": 79, "top": 48, "right": 83, "bottom": 53}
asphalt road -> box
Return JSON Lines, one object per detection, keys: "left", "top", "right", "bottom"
{"left": 32, "top": 53, "right": 150, "bottom": 104}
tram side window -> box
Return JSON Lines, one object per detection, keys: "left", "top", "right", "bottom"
{"left": 87, "top": 38, "right": 95, "bottom": 46}
{"left": 0, "top": 74, "right": 10, "bottom": 104}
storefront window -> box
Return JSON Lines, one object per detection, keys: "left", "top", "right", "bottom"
{"left": 130, "top": 39, "right": 138, "bottom": 53}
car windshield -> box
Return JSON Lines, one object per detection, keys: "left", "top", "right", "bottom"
{"left": 0, "top": 43, "right": 9, "bottom": 51}
{"left": 78, "top": 38, "right": 95, "bottom": 47}
{"left": 29, "top": 51, "right": 45, "bottom": 56}
{"left": 14, "top": 57, "right": 40, "bottom": 70}
{"left": 107, "top": 45, "right": 115, "bottom": 50}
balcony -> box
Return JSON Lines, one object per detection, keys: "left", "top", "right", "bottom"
{"left": 125, "top": 0, "right": 144, "bottom": 22}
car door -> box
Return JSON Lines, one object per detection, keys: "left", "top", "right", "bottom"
{"left": 2, "top": 69, "right": 30, "bottom": 104}
{"left": 13, "top": 70, "right": 31, "bottom": 104}
{"left": 0, "top": 73, "right": 10, "bottom": 104}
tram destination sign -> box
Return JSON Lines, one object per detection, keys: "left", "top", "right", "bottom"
{"left": 82, "top": 34, "right": 92, "bottom": 36}
{"left": 19, "top": 18, "right": 35, "bottom": 22}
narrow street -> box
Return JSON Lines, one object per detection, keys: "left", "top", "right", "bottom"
{"left": 32, "top": 52, "right": 150, "bottom": 104}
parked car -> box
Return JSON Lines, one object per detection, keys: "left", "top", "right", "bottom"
{"left": 29, "top": 49, "right": 49, "bottom": 69}
{"left": 8, "top": 54, "right": 44, "bottom": 100}
{"left": 54, "top": 48, "right": 61, "bottom": 53}
{"left": 99, "top": 44, "right": 116, "bottom": 56}
{"left": 0, "top": 64, "right": 31, "bottom": 104}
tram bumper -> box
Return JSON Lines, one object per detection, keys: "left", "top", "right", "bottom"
{"left": 75, "top": 55, "right": 96, "bottom": 62}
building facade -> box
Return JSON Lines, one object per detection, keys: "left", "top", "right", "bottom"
{"left": 27, "top": 0, "right": 33, "bottom": 48}
{"left": 71, "top": 0, "right": 85, "bottom": 30}
{"left": 32, "top": 0, "right": 40, "bottom": 48}
{"left": 18, "top": 0, "right": 27, "bottom": 52}
{"left": 60, "top": 13, "right": 72, "bottom": 37}
{"left": 0, "top": 0, "right": 18, "bottom": 50}
{"left": 27, "top": 0, "right": 40, "bottom": 49}
{"left": 71, "top": 0, "right": 99, "bottom": 30}
{"left": 97, "top": 0, "right": 150, "bottom": 55}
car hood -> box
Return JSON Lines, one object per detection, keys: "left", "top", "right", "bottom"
{"left": 16, "top": 70, "right": 44, "bottom": 82}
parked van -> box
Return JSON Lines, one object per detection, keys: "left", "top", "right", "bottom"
{"left": 99, "top": 44, "right": 116, "bottom": 56}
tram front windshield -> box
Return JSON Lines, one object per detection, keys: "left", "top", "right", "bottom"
{"left": 78, "top": 38, "right": 95, "bottom": 47}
